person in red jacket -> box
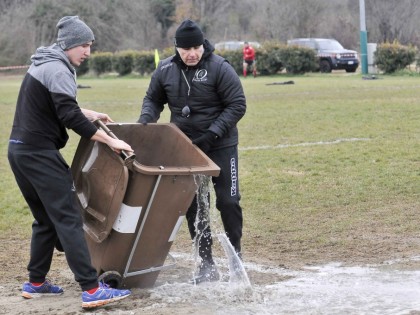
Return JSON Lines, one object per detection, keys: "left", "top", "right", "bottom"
{"left": 242, "top": 41, "right": 256, "bottom": 77}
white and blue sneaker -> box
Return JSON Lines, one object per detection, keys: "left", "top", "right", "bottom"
{"left": 22, "top": 280, "right": 64, "bottom": 299}
{"left": 82, "top": 282, "right": 131, "bottom": 309}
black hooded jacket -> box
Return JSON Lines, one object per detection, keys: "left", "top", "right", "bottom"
{"left": 139, "top": 40, "right": 246, "bottom": 150}
{"left": 10, "top": 44, "right": 97, "bottom": 150}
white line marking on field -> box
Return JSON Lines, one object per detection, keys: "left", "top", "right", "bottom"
{"left": 240, "top": 138, "right": 371, "bottom": 151}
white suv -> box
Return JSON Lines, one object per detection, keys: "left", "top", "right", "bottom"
{"left": 287, "top": 38, "right": 359, "bottom": 73}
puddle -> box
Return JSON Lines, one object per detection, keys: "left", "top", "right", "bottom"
{"left": 179, "top": 175, "right": 420, "bottom": 314}
{"left": 272, "top": 262, "right": 420, "bottom": 315}
{"left": 150, "top": 255, "right": 420, "bottom": 315}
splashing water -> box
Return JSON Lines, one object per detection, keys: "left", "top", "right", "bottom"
{"left": 150, "top": 176, "right": 420, "bottom": 314}
{"left": 150, "top": 255, "right": 420, "bottom": 314}
{"left": 191, "top": 174, "right": 250, "bottom": 286}
{"left": 191, "top": 174, "right": 211, "bottom": 264}
{"left": 217, "top": 233, "right": 250, "bottom": 286}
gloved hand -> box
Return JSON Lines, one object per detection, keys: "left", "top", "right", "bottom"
{"left": 192, "top": 131, "right": 218, "bottom": 153}
{"left": 138, "top": 114, "right": 153, "bottom": 125}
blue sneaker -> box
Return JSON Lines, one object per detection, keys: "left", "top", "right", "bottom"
{"left": 82, "top": 283, "right": 131, "bottom": 309}
{"left": 22, "top": 280, "right": 64, "bottom": 299}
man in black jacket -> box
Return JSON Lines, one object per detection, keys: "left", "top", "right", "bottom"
{"left": 138, "top": 19, "right": 246, "bottom": 284}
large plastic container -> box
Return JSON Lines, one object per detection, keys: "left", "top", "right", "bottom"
{"left": 71, "top": 123, "right": 220, "bottom": 288}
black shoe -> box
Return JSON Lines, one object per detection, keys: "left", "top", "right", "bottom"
{"left": 190, "top": 260, "right": 220, "bottom": 285}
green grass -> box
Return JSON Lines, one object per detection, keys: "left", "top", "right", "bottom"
{"left": 1, "top": 72, "right": 419, "bottom": 263}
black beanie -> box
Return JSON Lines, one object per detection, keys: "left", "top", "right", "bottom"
{"left": 174, "top": 19, "right": 204, "bottom": 48}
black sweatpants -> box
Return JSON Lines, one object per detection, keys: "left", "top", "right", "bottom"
{"left": 186, "top": 145, "right": 243, "bottom": 262}
{"left": 8, "top": 144, "right": 98, "bottom": 291}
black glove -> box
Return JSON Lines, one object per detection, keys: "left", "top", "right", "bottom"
{"left": 192, "top": 131, "right": 218, "bottom": 153}
{"left": 138, "top": 114, "right": 153, "bottom": 125}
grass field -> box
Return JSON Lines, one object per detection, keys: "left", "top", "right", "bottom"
{"left": 0, "top": 72, "right": 419, "bottom": 266}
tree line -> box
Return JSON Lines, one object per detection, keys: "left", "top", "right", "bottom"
{"left": 0, "top": 0, "right": 419, "bottom": 66}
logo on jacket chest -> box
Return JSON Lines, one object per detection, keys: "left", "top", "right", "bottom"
{"left": 192, "top": 69, "right": 208, "bottom": 82}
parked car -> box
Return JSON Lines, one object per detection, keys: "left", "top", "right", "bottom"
{"left": 287, "top": 38, "right": 359, "bottom": 73}
{"left": 214, "top": 40, "right": 261, "bottom": 51}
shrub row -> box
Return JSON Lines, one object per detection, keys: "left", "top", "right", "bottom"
{"left": 76, "top": 41, "right": 418, "bottom": 76}
{"left": 374, "top": 41, "right": 417, "bottom": 74}
{"left": 77, "top": 44, "right": 317, "bottom": 76}
{"left": 85, "top": 50, "right": 156, "bottom": 76}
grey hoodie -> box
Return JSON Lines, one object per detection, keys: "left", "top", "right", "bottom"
{"left": 9, "top": 44, "right": 97, "bottom": 150}
{"left": 30, "top": 44, "right": 78, "bottom": 99}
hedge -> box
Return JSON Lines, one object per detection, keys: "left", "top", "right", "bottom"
{"left": 112, "top": 50, "right": 137, "bottom": 76}
{"left": 89, "top": 52, "right": 113, "bottom": 75}
{"left": 280, "top": 45, "right": 318, "bottom": 74}
{"left": 82, "top": 41, "right": 419, "bottom": 76}
{"left": 374, "top": 42, "right": 417, "bottom": 74}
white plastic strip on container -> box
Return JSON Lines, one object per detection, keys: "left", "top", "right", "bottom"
{"left": 168, "top": 215, "right": 185, "bottom": 242}
{"left": 112, "top": 203, "right": 142, "bottom": 233}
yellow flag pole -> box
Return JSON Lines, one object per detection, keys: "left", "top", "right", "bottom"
{"left": 154, "top": 49, "right": 160, "bottom": 68}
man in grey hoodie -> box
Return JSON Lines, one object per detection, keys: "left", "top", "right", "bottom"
{"left": 8, "top": 16, "right": 132, "bottom": 309}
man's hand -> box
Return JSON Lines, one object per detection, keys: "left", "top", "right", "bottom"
{"left": 138, "top": 114, "right": 153, "bottom": 125}
{"left": 91, "top": 129, "right": 133, "bottom": 154}
{"left": 107, "top": 138, "right": 133, "bottom": 154}
{"left": 192, "top": 131, "right": 218, "bottom": 153}
{"left": 82, "top": 108, "right": 114, "bottom": 123}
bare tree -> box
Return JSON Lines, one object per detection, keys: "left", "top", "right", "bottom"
{"left": 150, "top": 0, "right": 176, "bottom": 42}
{"left": 366, "top": 0, "right": 420, "bottom": 46}
{"left": 290, "top": 0, "right": 325, "bottom": 38}
{"left": 115, "top": 0, "right": 163, "bottom": 50}
{"left": 1, "top": 0, "right": 420, "bottom": 66}
{"left": 0, "top": 1, "right": 36, "bottom": 65}
{"left": 30, "top": 0, "right": 70, "bottom": 47}
{"left": 319, "top": 0, "right": 359, "bottom": 49}
{"left": 250, "top": 0, "right": 288, "bottom": 42}
{"left": 175, "top": 0, "right": 238, "bottom": 41}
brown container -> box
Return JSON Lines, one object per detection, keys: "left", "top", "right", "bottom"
{"left": 71, "top": 123, "right": 220, "bottom": 288}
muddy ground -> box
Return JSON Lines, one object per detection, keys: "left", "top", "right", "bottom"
{"left": 1, "top": 228, "right": 420, "bottom": 315}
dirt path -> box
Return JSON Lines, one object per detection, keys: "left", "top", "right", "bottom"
{"left": 2, "top": 233, "right": 420, "bottom": 314}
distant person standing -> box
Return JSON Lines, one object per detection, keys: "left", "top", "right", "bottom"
{"left": 7, "top": 16, "right": 132, "bottom": 309}
{"left": 243, "top": 41, "right": 256, "bottom": 77}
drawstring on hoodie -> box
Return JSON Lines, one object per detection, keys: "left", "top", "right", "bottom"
{"left": 181, "top": 68, "right": 198, "bottom": 118}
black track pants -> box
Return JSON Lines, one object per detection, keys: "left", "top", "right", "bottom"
{"left": 8, "top": 144, "right": 98, "bottom": 291}
{"left": 186, "top": 145, "right": 243, "bottom": 261}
